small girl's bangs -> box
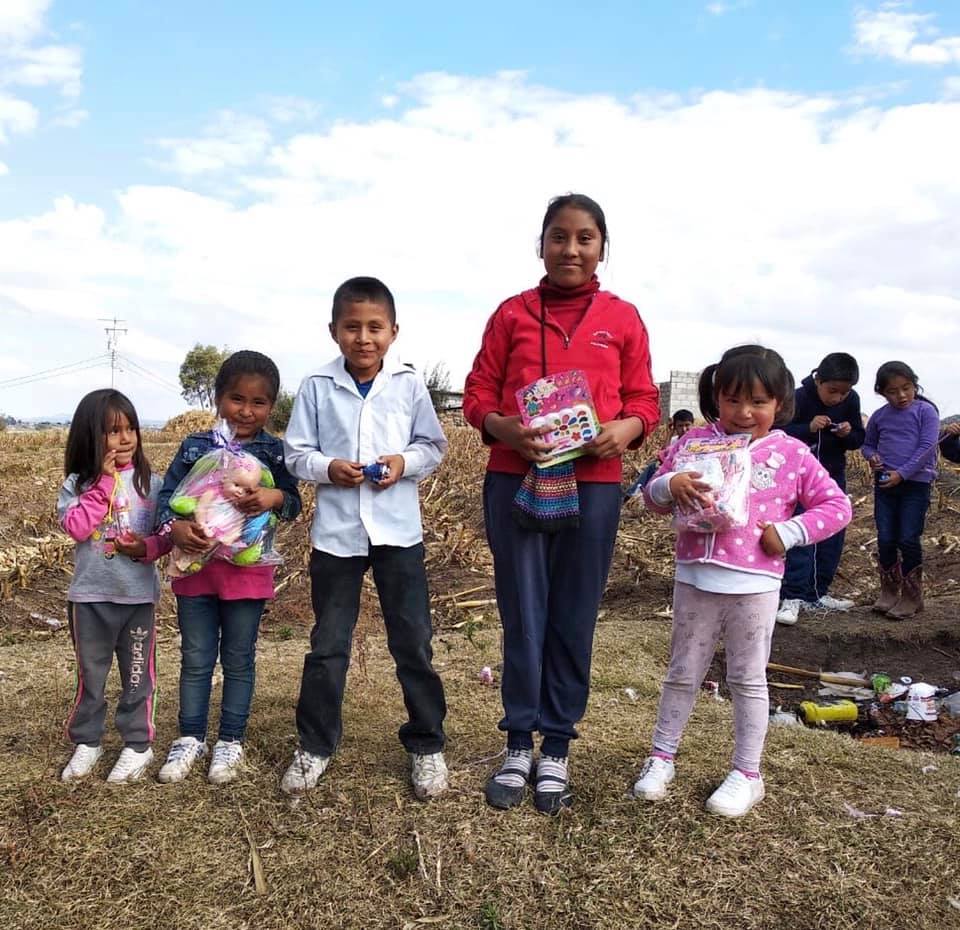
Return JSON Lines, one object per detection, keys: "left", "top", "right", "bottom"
{"left": 103, "top": 396, "right": 140, "bottom": 432}
{"left": 715, "top": 358, "right": 780, "bottom": 402}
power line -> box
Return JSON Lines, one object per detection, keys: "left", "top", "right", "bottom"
{"left": 0, "top": 355, "right": 111, "bottom": 388}
{"left": 117, "top": 354, "right": 183, "bottom": 396}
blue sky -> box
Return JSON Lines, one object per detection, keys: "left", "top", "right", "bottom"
{"left": 2, "top": 1, "right": 960, "bottom": 419}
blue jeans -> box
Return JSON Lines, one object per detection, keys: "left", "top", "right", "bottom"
{"left": 176, "top": 595, "right": 265, "bottom": 743}
{"left": 874, "top": 479, "right": 931, "bottom": 574}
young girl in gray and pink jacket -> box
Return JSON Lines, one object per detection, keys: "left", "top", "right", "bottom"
{"left": 632, "top": 345, "right": 852, "bottom": 818}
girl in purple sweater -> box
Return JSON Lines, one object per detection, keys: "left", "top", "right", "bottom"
{"left": 861, "top": 361, "right": 940, "bottom": 619}
{"left": 633, "top": 346, "right": 851, "bottom": 818}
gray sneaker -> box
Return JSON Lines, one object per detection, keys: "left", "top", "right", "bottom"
{"left": 158, "top": 737, "right": 209, "bottom": 784}
{"left": 281, "top": 748, "right": 330, "bottom": 795}
{"left": 410, "top": 752, "right": 448, "bottom": 800}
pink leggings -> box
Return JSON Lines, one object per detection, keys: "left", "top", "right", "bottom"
{"left": 652, "top": 581, "right": 779, "bottom": 773}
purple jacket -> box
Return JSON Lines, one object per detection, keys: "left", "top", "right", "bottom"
{"left": 861, "top": 400, "right": 940, "bottom": 483}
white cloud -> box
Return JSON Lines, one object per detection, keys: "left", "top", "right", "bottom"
{"left": 0, "top": 160, "right": 7, "bottom": 175}
{"left": 2, "top": 42, "right": 82, "bottom": 95}
{"left": 2, "top": 71, "right": 960, "bottom": 420}
{"left": 153, "top": 110, "right": 273, "bottom": 176}
{"left": 853, "top": 2, "right": 960, "bottom": 64}
{"left": 706, "top": 1, "right": 752, "bottom": 16}
{"left": 0, "top": 90, "right": 36, "bottom": 141}
{"left": 0, "top": 0, "right": 49, "bottom": 43}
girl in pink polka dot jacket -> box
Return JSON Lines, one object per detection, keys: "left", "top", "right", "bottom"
{"left": 632, "top": 345, "right": 852, "bottom": 818}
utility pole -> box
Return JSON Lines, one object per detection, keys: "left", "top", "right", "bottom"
{"left": 99, "top": 317, "right": 128, "bottom": 388}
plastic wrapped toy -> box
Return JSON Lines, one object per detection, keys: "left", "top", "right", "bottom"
{"left": 671, "top": 432, "right": 752, "bottom": 533}
{"left": 167, "top": 420, "right": 281, "bottom": 575}
{"left": 362, "top": 462, "right": 390, "bottom": 483}
{"left": 515, "top": 369, "right": 601, "bottom": 468}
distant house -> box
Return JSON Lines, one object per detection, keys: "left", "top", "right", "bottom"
{"left": 658, "top": 370, "right": 702, "bottom": 422}
{"left": 433, "top": 390, "right": 464, "bottom": 411}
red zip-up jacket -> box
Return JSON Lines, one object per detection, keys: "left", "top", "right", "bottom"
{"left": 463, "top": 284, "right": 660, "bottom": 482}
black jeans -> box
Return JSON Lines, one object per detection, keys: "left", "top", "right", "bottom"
{"left": 874, "top": 479, "right": 931, "bottom": 574}
{"left": 295, "top": 545, "right": 446, "bottom": 757}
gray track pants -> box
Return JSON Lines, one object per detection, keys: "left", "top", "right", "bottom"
{"left": 66, "top": 601, "right": 158, "bottom": 749}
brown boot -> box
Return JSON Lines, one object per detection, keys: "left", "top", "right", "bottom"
{"left": 873, "top": 562, "right": 901, "bottom": 614}
{"left": 888, "top": 566, "right": 923, "bottom": 620}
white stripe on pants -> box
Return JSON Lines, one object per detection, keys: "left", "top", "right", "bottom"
{"left": 651, "top": 581, "right": 779, "bottom": 772}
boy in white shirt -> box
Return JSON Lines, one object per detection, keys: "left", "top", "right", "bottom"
{"left": 281, "top": 276, "right": 449, "bottom": 799}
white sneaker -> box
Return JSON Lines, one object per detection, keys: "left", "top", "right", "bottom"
{"left": 814, "top": 594, "right": 855, "bottom": 611}
{"left": 410, "top": 752, "right": 449, "bottom": 800}
{"left": 631, "top": 756, "right": 675, "bottom": 801}
{"left": 281, "top": 748, "right": 330, "bottom": 795}
{"left": 158, "top": 736, "right": 209, "bottom": 784}
{"left": 107, "top": 747, "right": 154, "bottom": 783}
{"left": 208, "top": 740, "right": 245, "bottom": 785}
{"left": 61, "top": 744, "right": 103, "bottom": 782}
{"left": 705, "top": 770, "right": 765, "bottom": 817}
{"left": 775, "top": 599, "right": 802, "bottom": 626}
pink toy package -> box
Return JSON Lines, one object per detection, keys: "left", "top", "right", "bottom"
{"left": 515, "top": 369, "right": 601, "bottom": 469}
{"left": 670, "top": 432, "right": 752, "bottom": 533}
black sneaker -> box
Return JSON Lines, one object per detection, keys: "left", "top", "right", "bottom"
{"left": 533, "top": 758, "right": 573, "bottom": 816}
{"left": 484, "top": 749, "right": 533, "bottom": 810}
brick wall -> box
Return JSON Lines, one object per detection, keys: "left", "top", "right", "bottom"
{"left": 658, "top": 370, "right": 702, "bottom": 422}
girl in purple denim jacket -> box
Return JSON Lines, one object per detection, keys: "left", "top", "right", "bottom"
{"left": 633, "top": 346, "right": 852, "bottom": 818}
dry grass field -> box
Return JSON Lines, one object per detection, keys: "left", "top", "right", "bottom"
{"left": 1, "top": 423, "right": 959, "bottom": 930}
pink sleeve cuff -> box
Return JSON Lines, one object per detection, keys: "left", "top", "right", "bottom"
{"left": 142, "top": 533, "right": 173, "bottom": 563}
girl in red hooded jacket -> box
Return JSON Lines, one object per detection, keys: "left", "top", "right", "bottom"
{"left": 463, "top": 193, "right": 660, "bottom": 815}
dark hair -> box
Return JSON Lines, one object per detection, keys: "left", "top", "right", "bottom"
{"left": 331, "top": 276, "right": 396, "bottom": 325}
{"left": 698, "top": 345, "right": 795, "bottom": 426}
{"left": 538, "top": 193, "right": 608, "bottom": 260}
{"left": 214, "top": 350, "right": 280, "bottom": 404}
{"left": 874, "top": 360, "right": 938, "bottom": 410}
{"left": 64, "top": 389, "right": 151, "bottom": 497}
{"left": 814, "top": 352, "right": 859, "bottom": 385}
{"left": 671, "top": 409, "right": 695, "bottom": 423}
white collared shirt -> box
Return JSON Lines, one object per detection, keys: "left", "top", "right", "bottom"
{"left": 284, "top": 355, "right": 448, "bottom": 556}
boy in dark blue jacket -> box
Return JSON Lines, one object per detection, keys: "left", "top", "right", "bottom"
{"left": 776, "top": 353, "right": 864, "bottom": 625}
{"left": 941, "top": 422, "right": 960, "bottom": 463}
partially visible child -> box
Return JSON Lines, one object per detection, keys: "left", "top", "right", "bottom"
{"left": 861, "top": 361, "right": 939, "bottom": 619}
{"left": 776, "top": 352, "right": 864, "bottom": 624}
{"left": 626, "top": 409, "right": 695, "bottom": 499}
{"left": 940, "top": 421, "right": 960, "bottom": 464}
{"left": 633, "top": 345, "right": 851, "bottom": 817}
{"left": 281, "top": 276, "right": 449, "bottom": 801}
{"left": 155, "top": 351, "right": 302, "bottom": 784}
{"left": 57, "top": 389, "right": 165, "bottom": 783}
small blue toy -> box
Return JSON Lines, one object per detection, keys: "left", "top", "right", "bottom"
{"left": 362, "top": 462, "right": 390, "bottom": 483}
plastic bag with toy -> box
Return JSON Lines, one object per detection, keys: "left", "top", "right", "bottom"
{"left": 166, "top": 419, "right": 282, "bottom": 576}
{"left": 670, "top": 432, "right": 752, "bottom": 533}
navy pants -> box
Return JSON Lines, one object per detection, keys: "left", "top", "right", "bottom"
{"left": 483, "top": 472, "right": 621, "bottom": 758}
{"left": 874, "top": 479, "right": 931, "bottom": 574}
{"left": 296, "top": 545, "right": 447, "bottom": 757}
{"left": 780, "top": 475, "right": 846, "bottom": 603}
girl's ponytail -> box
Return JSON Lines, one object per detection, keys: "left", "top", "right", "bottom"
{"left": 698, "top": 364, "right": 721, "bottom": 422}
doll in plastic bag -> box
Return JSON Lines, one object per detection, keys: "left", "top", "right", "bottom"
{"left": 167, "top": 421, "right": 281, "bottom": 575}
{"left": 670, "top": 433, "right": 752, "bottom": 533}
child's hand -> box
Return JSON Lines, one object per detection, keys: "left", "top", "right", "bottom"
{"left": 878, "top": 469, "right": 902, "bottom": 488}
{"left": 583, "top": 419, "right": 641, "bottom": 459}
{"left": 171, "top": 519, "right": 211, "bottom": 554}
{"left": 944, "top": 422, "right": 960, "bottom": 437}
{"left": 868, "top": 454, "right": 884, "bottom": 473}
{"left": 235, "top": 487, "right": 284, "bottom": 515}
{"left": 373, "top": 455, "right": 405, "bottom": 489}
{"left": 114, "top": 532, "right": 146, "bottom": 559}
{"left": 757, "top": 522, "right": 786, "bottom": 556}
{"left": 810, "top": 415, "right": 832, "bottom": 432}
{"left": 484, "top": 413, "right": 555, "bottom": 463}
{"left": 669, "top": 472, "right": 712, "bottom": 510}
{"left": 329, "top": 459, "right": 364, "bottom": 487}
{"left": 101, "top": 449, "right": 118, "bottom": 476}
{"left": 832, "top": 421, "right": 852, "bottom": 438}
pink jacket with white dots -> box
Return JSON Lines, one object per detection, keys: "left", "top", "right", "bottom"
{"left": 644, "top": 426, "right": 853, "bottom": 579}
